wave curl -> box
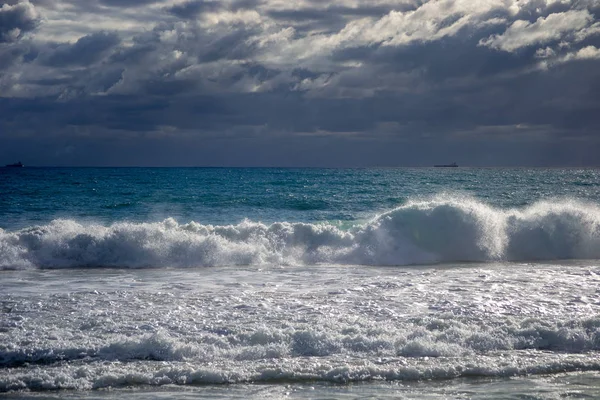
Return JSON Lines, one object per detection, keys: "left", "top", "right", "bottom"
{"left": 2, "top": 196, "right": 600, "bottom": 269}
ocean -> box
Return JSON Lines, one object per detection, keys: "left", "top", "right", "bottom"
{"left": 1, "top": 167, "right": 600, "bottom": 399}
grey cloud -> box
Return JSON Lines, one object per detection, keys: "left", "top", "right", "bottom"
{"left": 95, "top": 22, "right": 265, "bottom": 95}
{"left": 0, "top": 1, "right": 40, "bottom": 43}
{"left": 329, "top": 24, "right": 531, "bottom": 85}
{"left": 267, "top": 4, "right": 411, "bottom": 21}
{"left": 0, "top": 41, "right": 31, "bottom": 68}
{"left": 97, "top": 0, "right": 164, "bottom": 7}
{"left": 231, "top": 0, "right": 262, "bottom": 10}
{"left": 109, "top": 42, "right": 156, "bottom": 64}
{"left": 2, "top": 0, "right": 600, "bottom": 166}
{"left": 41, "top": 32, "right": 121, "bottom": 67}
{"left": 480, "top": 10, "right": 594, "bottom": 52}
{"left": 2, "top": 66, "right": 600, "bottom": 166}
{"left": 265, "top": 5, "right": 414, "bottom": 34}
{"left": 165, "top": 0, "right": 262, "bottom": 18}
{"left": 199, "top": 27, "right": 259, "bottom": 62}
{"left": 166, "top": 1, "right": 222, "bottom": 19}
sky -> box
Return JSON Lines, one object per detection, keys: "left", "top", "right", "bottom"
{"left": 1, "top": 0, "right": 599, "bottom": 167}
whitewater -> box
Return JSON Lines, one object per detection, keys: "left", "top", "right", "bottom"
{"left": 2, "top": 196, "right": 600, "bottom": 269}
{"left": 1, "top": 167, "right": 600, "bottom": 398}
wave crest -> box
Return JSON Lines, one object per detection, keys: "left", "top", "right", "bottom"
{"left": 2, "top": 197, "right": 600, "bottom": 269}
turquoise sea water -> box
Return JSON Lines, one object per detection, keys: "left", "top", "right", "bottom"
{"left": 1, "top": 167, "right": 600, "bottom": 398}
{"left": 3, "top": 167, "right": 600, "bottom": 229}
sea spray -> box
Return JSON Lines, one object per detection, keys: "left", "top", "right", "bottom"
{"left": 2, "top": 196, "right": 600, "bottom": 269}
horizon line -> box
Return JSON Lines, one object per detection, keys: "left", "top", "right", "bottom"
{"left": 4, "top": 165, "right": 600, "bottom": 169}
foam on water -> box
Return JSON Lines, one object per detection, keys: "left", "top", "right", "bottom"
{"left": 2, "top": 353, "right": 600, "bottom": 391}
{"left": 2, "top": 196, "right": 600, "bottom": 269}
{"left": 2, "top": 317, "right": 600, "bottom": 391}
{"left": 1, "top": 259, "right": 600, "bottom": 392}
{"left": 2, "top": 316, "right": 600, "bottom": 368}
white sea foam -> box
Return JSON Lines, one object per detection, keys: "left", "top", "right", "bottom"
{"left": 2, "top": 256, "right": 600, "bottom": 392}
{"left": 1, "top": 196, "right": 600, "bottom": 269}
{"left": 2, "top": 319, "right": 600, "bottom": 391}
{"left": 2, "top": 318, "right": 599, "bottom": 368}
{"left": 2, "top": 350, "right": 600, "bottom": 391}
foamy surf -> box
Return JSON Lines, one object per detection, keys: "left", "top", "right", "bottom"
{"left": 1, "top": 261, "right": 600, "bottom": 392}
{"left": 2, "top": 353, "right": 600, "bottom": 391}
{"left": 3, "top": 316, "right": 600, "bottom": 368}
{"left": 1, "top": 196, "right": 600, "bottom": 269}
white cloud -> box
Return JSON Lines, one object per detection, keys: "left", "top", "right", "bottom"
{"left": 574, "top": 21, "right": 600, "bottom": 42}
{"left": 240, "top": 0, "right": 516, "bottom": 70}
{"left": 200, "top": 9, "right": 263, "bottom": 27}
{"left": 537, "top": 45, "right": 600, "bottom": 69}
{"left": 535, "top": 46, "right": 555, "bottom": 58}
{"left": 480, "top": 10, "right": 594, "bottom": 52}
{"left": 563, "top": 45, "right": 600, "bottom": 61}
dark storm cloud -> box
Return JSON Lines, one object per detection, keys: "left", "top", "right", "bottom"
{"left": 199, "top": 28, "right": 259, "bottom": 62}
{"left": 165, "top": 1, "right": 223, "bottom": 19}
{"left": 1, "top": 0, "right": 600, "bottom": 166}
{"left": 0, "top": 93, "right": 232, "bottom": 134}
{"left": 0, "top": 1, "right": 39, "bottom": 42}
{"left": 267, "top": 4, "right": 411, "bottom": 21}
{"left": 109, "top": 42, "right": 156, "bottom": 64}
{"left": 264, "top": 4, "right": 417, "bottom": 34}
{"left": 0, "top": 41, "right": 31, "bottom": 68}
{"left": 165, "top": 0, "right": 263, "bottom": 18}
{"left": 41, "top": 32, "right": 120, "bottom": 67}
{"left": 231, "top": 0, "right": 262, "bottom": 10}
{"left": 331, "top": 27, "right": 532, "bottom": 83}
{"left": 97, "top": 0, "right": 163, "bottom": 7}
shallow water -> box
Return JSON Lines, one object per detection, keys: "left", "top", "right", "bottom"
{"left": 6, "top": 374, "right": 600, "bottom": 399}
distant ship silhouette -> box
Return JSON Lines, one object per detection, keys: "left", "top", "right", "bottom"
{"left": 5, "top": 161, "right": 24, "bottom": 167}
{"left": 434, "top": 162, "right": 458, "bottom": 167}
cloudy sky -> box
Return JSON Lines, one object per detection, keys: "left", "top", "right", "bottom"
{"left": 1, "top": 0, "right": 599, "bottom": 166}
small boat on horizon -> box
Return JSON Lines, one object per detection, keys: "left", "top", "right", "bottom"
{"left": 434, "top": 162, "right": 458, "bottom": 168}
{"left": 5, "top": 161, "right": 24, "bottom": 168}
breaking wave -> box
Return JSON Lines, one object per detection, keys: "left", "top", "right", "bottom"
{"left": 2, "top": 316, "right": 600, "bottom": 390}
{"left": 2, "top": 196, "right": 600, "bottom": 269}
{"left": 3, "top": 355, "right": 599, "bottom": 391}
{"left": 3, "top": 317, "right": 600, "bottom": 368}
